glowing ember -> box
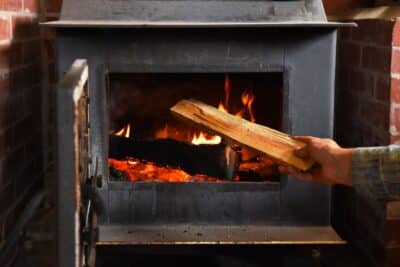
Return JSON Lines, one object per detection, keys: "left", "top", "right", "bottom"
{"left": 109, "top": 158, "right": 224, "bottom": 182}
{"left": 114, "top": 123, "right": 131, "bottom": 138}
{"left": 109, "top": 157, "right": 279, "bottom": 183}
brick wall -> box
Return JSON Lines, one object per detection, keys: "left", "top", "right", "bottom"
{"left": 0, "top": 0, "right": 58, "bottom": 265}
{"left": 334, "top": 19, "right": 400, "bottom": 267}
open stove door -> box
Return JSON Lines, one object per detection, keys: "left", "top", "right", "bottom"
{"left": 57, "top": 59, "right": 95, "bottom": 267}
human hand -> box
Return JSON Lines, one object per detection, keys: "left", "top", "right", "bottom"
{"left": 278, "top": 136, "right": 353, "bottom": 186}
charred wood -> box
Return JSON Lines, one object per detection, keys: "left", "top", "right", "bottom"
{"left": 109, "top": 135, "right": 240, "bottom": 179}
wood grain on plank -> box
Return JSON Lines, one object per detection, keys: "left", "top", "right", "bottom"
{"left": 171, "top": 99, "right": 315, "bottom": 171}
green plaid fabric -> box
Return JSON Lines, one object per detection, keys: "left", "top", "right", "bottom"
{"left": 352, "top": 146, "right": 400, "bottom": 201}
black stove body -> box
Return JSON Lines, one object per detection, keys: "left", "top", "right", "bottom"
{"left": 46, "top": 1, "right": 353, "bottom": 266}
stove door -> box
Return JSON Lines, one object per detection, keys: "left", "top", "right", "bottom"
{"left": 57, "top": 59, "right": 92, "bottom": 267}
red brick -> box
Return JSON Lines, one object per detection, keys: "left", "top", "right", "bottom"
{"left": 387, "top": 201, "right": 400, "bottom": 220}
{"left": 45, "top": 0, "right": 62, "bottom": 13}
{"left": 338, "top": 42, "right": 361, "bottom": 67}
{"left": 362, "top": 46, "right": 392, "bottom": 73}
{"left": 354, "top": 121, "right": 374, "bottom": 146}
{"left": 387, "top": 219, "right": 400, "bottom": 244}
{"left": 373, "top": 131, "right": 390, "bottom": 146}
{"left": 375, "top": 76, "right": 391, "bottom": 103}
{"left": 390, "top": 107, "right": 400, "bottom": 134}
{"left": 390, "top": 135, "right": 400, "bottom": 145}
{"left": 352, "top": 20, "right": 394, "bottom": 46}
{"left": 3, "top": 146, "right": 25, "bottom": 180}
{"left": 391, "top": 78, "right": 400, "bottom": 104}
{"left": 0, "top": 127, "right": 12, "bottom": 156}
{"left": 11, "top": 16, "right": 39, "bottom": 41}
{"left": 23, "top": 0, "right": 39, "bottom": 13}
{"left": 44, "top": 39, "right": 55, "bottom": 61}
{"left": 370, "top": 239, "right": 386, "bottom": 266}
{"left": 392, "top": 49, "right": 400, "bottom": 74}
{"left": 0, "top": 43, "right": 23, "bottom": 70}
{"left": 375, "top": 20, "right": 396, "bottom": 46}
{"left": 3, "top": 208, "right": 17, "bottom": 239}
{"left": 349, "top": 69, "right": 374, "bottom": 96}
{"left": 42, "top": 27, "right": 56, "bottom": 40}
{"left": 0, "top": 70, "right": 10, "bottom": 95}
{"left": 0, "top": 17, "right": 11, "bottom": 41}
{"left": 393, "top": 21, "right": 400, "bottom": 46}
{"left": 23, "top": 40, "right": 41, "bottom": 65}
{"left": 351, "top": 20, "right": 376, "bottom": 42}
{"left": 9, "top": 67, "right": 26, "bottom": 91}
{"left": 361, "top": 100, "right": 390, "bottom": 130}
{"left": 13, "top": 117, "right": 32, "bottom": 148}
{"left": 386, "top": 245, "right": 400, "bottom": 267}
{"left": 0, "top": 181, "right": 15, "bottom": 217}
{"left": 0, "top": 0, "right": 22, "bottom": 11}
{"left": 338, "top": 27, "right": 352, "bottom": 41}
{"left": 0, "top": 44, "right": 8, "bottom": 69}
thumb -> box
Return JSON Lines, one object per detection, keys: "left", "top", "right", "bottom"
{"left": 294, "top": 145, "right": 309, "bottom": 158}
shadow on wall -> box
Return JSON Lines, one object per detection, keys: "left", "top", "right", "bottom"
{"left": 323, "top": 0, "right": 374, "bottom": 15}
{"left": 0, "top": 12, "right": 56, "bottom": 267}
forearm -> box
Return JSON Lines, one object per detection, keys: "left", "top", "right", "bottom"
{"left": 352, "top": 145, "right": 400, "bottom": 201}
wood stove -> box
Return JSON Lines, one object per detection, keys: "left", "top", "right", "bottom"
{"left": 44, "top": 1, "right": 354, "bottom": 266}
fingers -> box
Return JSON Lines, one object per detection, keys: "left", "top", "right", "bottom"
{"left": 292, "top": 136, "right": 315, "bottom": 144}
{"left": 294, "top": 146, "right": 309, "bottom": 158}
{"left": 292, "top": 136, "right": 313, "bottom": 158}
{"left": 278, "top": 166, "right": 313, "bottom": 182}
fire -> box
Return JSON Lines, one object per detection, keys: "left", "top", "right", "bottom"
{"left": 235, "top": 90, "right": 256, "bottom": 122}
{"left": 190, "top": 100, "right": 226, "bottom": 145}
{"left": 190, "top": 75, "right": 256, "bottom": 145}
{"left": 109, "top": 157, "right": 278, "bottom": 183}
{"left": 113, "top": 75, "right": 256, "bottom": 145}
{"left": 114, "top": 123, "right": 131, "bottom": 138}
{"left": 109, "top": 158, "right": 223, "bottom": 182}
{"left": 218, "top": 102, "right": 228, "bottom": 113}
{"left": 108, "top": 74, "right": 280, "bottom": 183}
{"left": 224, "top": 74, "right": 231, "bottom": 108}
{"left": 191, "top": 132, "right": 222, "bottom": 145}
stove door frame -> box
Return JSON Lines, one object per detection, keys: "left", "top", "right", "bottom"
{"left": 56, "top": 59, "right": 91, "bottom": 267}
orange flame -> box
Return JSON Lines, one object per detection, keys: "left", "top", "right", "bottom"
{"left": 152, "top": 74, "right": 256, "bottom": 145}
{"left": 224, "top": 74, "right": 231, "bottom": 108}
{"left": 190, "top": 75, "right": 256, "bottom": 145}
{"left": 114, "top": 123, "right": 131, "bottom": 138}
{"left": 191, "top": 132, "right": 222, "bottom": 145}
{"left": 154, "top": 124, "right": 169, "bottom": 139}
{"left": 218, "top": 102, "right": 228, "bottom": 113}
{"left": 241, "top": 90, "right": 256, "bottom": 122}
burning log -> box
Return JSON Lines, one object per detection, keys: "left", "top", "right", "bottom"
{"left": 171, "top": 99, "right": 315, "bottom": 171}
{"left": 109, "top": 135, "right": 240, "bottom": 179}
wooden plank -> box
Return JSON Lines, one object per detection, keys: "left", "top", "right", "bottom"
{"left": 171, "top": 99, "right": 315, "bottom": 171}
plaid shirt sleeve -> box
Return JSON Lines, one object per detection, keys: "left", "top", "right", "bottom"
{"left": 352, "top": 145, "right": 400, "bottom": 201}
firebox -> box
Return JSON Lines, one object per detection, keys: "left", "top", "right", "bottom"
{"left": 107, "top": 73, "right": 284, "bottom": 182}
{"left": 44, "top": 0, "right": 355, "bottom": 266}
